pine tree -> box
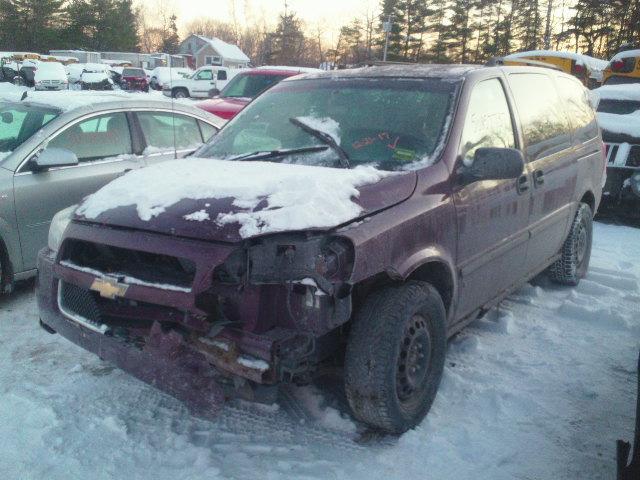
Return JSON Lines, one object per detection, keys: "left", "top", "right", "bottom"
{"left": 267, "top": 9, "right": 306, "bottom": 65}
{"left": 0, "top": 0, "right": 64, "bottom": 52}
{"left": 160, "top": 14, "right": 180, "bottom": 54}
{"left": 445, "top": 0, "right": 477, "bottom": 63}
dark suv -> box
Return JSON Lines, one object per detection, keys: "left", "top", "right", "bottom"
{"left": 37, "top": 65, "right": 605, "bottom": 433}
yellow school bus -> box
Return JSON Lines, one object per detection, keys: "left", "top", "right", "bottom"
{"left": 602, "top": 49, "right": 640, "bottom": 84}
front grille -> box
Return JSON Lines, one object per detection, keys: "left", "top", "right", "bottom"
{"left": 59, "top": 281, "right": 104, "bottom": 330}
{"left": 61, "top": 239, "right": 195, "bottom": 290}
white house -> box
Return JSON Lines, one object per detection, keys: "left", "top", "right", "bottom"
{"left": 179, "top": 34, "right": 250, "bottom": 69}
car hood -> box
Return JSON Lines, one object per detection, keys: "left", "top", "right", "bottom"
{"left": 197, "top": 97, "right": 249, "bottom": 120}
{"left": 75, "top": 158, "right": 417, "bottom": 243}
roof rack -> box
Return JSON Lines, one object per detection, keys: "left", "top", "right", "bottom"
{"left": 485, "top": 57, "right": 562, "bottom": 71}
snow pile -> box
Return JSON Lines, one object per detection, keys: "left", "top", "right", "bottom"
{"left": 595, "top": 83, "right": 640, "bottom": 102}
{"left": 597, "top": 111, "right": 640, "bottom": 136}
{"left": 183, "top": 210, "right": 210, "bottom": 222}
{"left": 294, "top": 116, "right": 341, "bottom": 144}
{"left": 505, "top": 50, "right": 609, "bottom": 71}
{"left": 76, "top": 158, "right": 390, "bottom": 238}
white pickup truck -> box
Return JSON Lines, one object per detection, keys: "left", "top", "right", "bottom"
{"left": 162, "top": 66, "right": 238, "bottom": 98}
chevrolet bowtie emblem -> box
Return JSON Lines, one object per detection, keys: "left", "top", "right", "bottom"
{"left": 90, "top": 277, "right": 129, "bottom": 299}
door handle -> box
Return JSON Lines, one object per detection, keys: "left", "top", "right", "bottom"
{"left": 516, "top": 174, "right": 529, "bottom": 194}
{"left": 533, "top": 169, "right": 544, "bottom": 187}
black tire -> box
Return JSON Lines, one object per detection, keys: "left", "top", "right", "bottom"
{"left": 549, "top": 202, "right": 593, "bottom": 286}
{"left": 173, "top": 88, "right": 188, "bottom": 99}
{"left": 344, "top": 281, "right": 447, "bottom": 433}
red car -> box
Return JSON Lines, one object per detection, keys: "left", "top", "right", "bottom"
{"left": 197, "top": 67, "right": 318, "bottom": 120}
{"left": 120, "top": 67, "right": 149, "bottom": 92}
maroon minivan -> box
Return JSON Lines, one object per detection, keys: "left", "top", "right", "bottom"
{"left": 37, "top": 65, "right": 605, "bottom": 433}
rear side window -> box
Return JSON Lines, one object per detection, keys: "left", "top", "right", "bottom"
{"left": 509, "top": 73, "right": 571, "bottom": 160}
{"left": 217, "top": 70, "right": 227, "bottom": 81}
{"left": 555, "top": 77, "right": 598, "bottom": 143}
{"left": 460, "top": 78, "right": 515, "bottom": 165}
{"left": 137, "top": 112, "right": 203, "bottom": 151}
{"left": 48, "top": 113, "right": 132, "bottom": 162}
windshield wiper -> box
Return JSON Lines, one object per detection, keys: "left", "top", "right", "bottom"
{"left": 289, "top": 117, "right": 350, "bottom": 168}
{"left": 228, "top": 145, "right": 329, "bottom": 162}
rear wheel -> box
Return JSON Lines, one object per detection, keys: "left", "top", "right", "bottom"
{"left": 549, "top": 202, "right": 593, "bottom": 286}
{"left": 344, "top": 281, "right": 447, "bottom": 433}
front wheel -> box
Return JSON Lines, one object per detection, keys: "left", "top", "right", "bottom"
{"left": 173, "top": 88, "right": 188, "bottom": 99}
{"left": 548, "top": 202, "right": 593, "bottom": 286}
{"left": 344, "top": 281, "right": 447, "bottom": 433}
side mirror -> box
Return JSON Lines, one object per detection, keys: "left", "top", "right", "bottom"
{"left": 208, "top": 88, "right": 220, "bottom": 98}
{"left": 32, "top": 147, "right": 79, "bottom": 172}
{"left": 466, "top": 147, "right": 524, "bottom": 181}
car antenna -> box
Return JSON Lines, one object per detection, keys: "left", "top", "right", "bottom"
{"left": 170, "top": 57, "right": 178, "bottom": 159}
{"left": 20, "top": 91, "right": 27, "bottom": 101}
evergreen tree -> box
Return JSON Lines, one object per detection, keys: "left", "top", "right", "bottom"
{"left": 266, "top": 9, "right": 306, "bottom": 65}
{"left": 160, "top": 14, "right": 180, "bottom": 54}
{"left": 445, "top": 0, "right": 477, "bottom": 63}
{"left": 64, "top": 0, "right": 138, "bottom": 51}
{"left": 0, "top": 0, "right": 64, "bottom": 52}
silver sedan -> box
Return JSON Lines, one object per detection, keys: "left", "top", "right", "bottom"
{"left": 0, "top": 94, "right": 224, "bottom": 290}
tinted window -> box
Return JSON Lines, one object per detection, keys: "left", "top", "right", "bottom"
{"left": 509, "top": 73, "right": 571, "bottom": 160}
{"left": 460, "top": 78, "right": 515, "bottom": 164}
{"left": 48, "top": 113, "right": 131, "bottom": 162}
{"left": 198, "top": 120, "right": 217, "bottom": 142}
{"left": 597, "top": 99, "right": 640, "bottom": 114}
{"left": 222, "top": 73, "right": 289, "bottom": 99}
{"left": 199, "top": 78, "right": 457, "bottom": 171}
{"left": 556, "top": 76, "right": 598, "bottom": 142}
{"left": 137, "top": 112, "right": 203, "bottom": 151}
{"left": 0, "top": 103, "right": 58, "bottom": 153}
{"left": 217, "top": 70, "right": 227, "bottom": 81}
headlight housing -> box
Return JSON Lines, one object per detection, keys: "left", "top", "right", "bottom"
{"left": 48, "top": 205, "right": 77, "bottom": 252}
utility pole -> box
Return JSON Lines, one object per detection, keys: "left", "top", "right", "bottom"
{"left": 383, "top": 15, "right": 392, "bottom": 62}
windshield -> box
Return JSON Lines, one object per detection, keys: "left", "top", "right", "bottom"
{"left": 0, "top": 102, "right": 59, "bottom": 156}
{"left": 221, "top": 73, "right": 290, "bottom": 99}
{"left": 198, "top": 77, "right": 457, "bottom": 171}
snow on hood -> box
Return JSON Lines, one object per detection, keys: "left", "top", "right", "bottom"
{"left": 76, "top": 158, "right": 392, "bottom": 239}
{"left": 595, "top": 84, "right": 640, "bottom": 102}
{"left": 597, "top": 111, "right": 640, "bottom": 137}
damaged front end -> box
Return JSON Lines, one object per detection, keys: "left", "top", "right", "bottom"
{"left": 37, "top": 223, "right": 356, "bottom": 415}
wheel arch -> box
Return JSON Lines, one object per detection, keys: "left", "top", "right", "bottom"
{"left": 579, "top": 190, "right": 596, "bottom": 212}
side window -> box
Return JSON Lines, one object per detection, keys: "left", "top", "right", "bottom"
{"left": 137, "top": 112, "right": 204, "bottom": 151}
{"left": 508, "top": 73, "right": 572, "bottom": 160}
{"left": 460, "top": 78, "right": 516, "bottom": 165}
{"left": 198, "top": 120, "right": 218, "bottom": 142}
{"left": 196, "top": 70, "right": 213, "bottom": 81}
{"left": 48, "top": 113, "right": 132, "bottom": 162}
{"left": 217, "top": 70, "right": 227, "bottom": 81}
{"left": 556, "top": 76, "right": 598, "bottom": 143}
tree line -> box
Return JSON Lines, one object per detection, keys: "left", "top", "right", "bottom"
{"left": 1, "top": 0, "right": 639, "bottom": 66}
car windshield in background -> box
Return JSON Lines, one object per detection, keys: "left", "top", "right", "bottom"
{"left": 0, "top": 102, "right": 59, "bottom": 155}
{"left": 597, "top": 98, "right": 640, "bottom": 115}
{"left": 221, "top": 73, "right": 290, "bottom": 99}
{"left": 200, "top": 77, "right": 457, "bottom": 170}
{"left": 123, "top": 68, "right": 145, "bottom": 77}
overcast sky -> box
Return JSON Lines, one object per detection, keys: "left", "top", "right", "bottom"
{"left": 140, "top": 0, "right": 378, "bottom": 43}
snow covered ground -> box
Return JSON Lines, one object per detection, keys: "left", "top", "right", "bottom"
{"left": 0, "top": 221, "right": 638, "bottom": 479}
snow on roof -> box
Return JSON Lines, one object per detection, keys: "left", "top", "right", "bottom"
{"left": 255, "top": 66, "right": 322, "bottom": 73}
{"left": 0, "top": 88, "right": 166, "bottom": 112}
{"left": 76, "top": 158, "right": 390, "bottom": 238}
{"left": 505, "top": 50, "right": 609, "bottom": 71}
{"left": 595, "top": 84, "right": 640, "bottom": 102}
{"left": 611, "top": 49, "right": 640, "bottom": 61}
{"left": 194, "top": 35, "right": 250, "bottom": 63}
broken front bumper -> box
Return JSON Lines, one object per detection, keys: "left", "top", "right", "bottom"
{"left": 36, "top": 248, "right": 279, "bottom": 415}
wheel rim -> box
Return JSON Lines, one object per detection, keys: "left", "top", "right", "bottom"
{"left": 176, "top": 91, "right": 186, "bottom": 98}
{"left": 396, "top": 314, "right": 431, "bottom": 403}
{"left": 575, "top": 218, "right": 588, "bottom": 266}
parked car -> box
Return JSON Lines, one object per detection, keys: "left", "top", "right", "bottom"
{"left": 34, "top": 61, "right": 68, "bottom": 91}
{"left": 37, "top": 65, "right": 604, "bottom": 433}
{"left": 148, "top": 66, "right": 192, "bottom": 91}
{"left": 0, "top": 61, "right": 19, "bottom": 83}
{"left": 0, "top": 93, "right": 223, "bottom": 291}
{"left": 119, "top": 67, "right": 149, "bottom": 92}
{"left": 602, "top": 49, "right": 640, "bottom": 85}
{"left": 197, "top": 66, "right": 322, "bottom": 120}
{"left": 163, "top": 66, "right": 238, "bottom": 98}
{"left": 502, "top": 50, "right": 608, "bottom": 87}
{"left": 78, "top": 64, "right": 113, "bottom": 90}
{"left": 595, "top": 83, "right": 640, "bottom": 214}
{"left": 16, "top": 61, "right": 38, "bottom": 87}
